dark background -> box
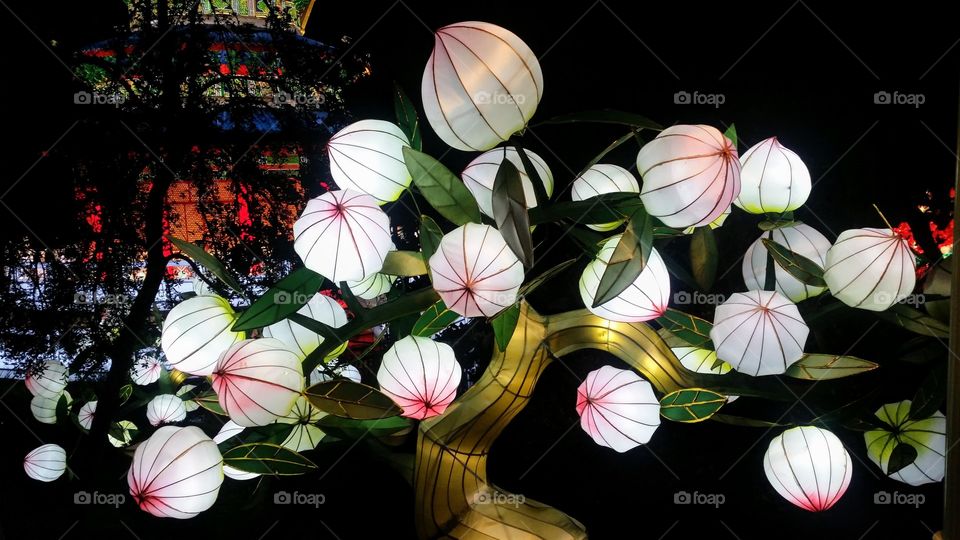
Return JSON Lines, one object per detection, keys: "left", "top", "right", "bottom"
{"left": 1, "top": 1, "right": 958, "bottom": 539}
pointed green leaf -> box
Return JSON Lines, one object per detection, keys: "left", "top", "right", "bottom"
{"left": 232, "top": 267, "right": 324, "bottom": 331}
{"left": 193, "top": 389, "right": 227, "bottom": 416}
{"left": 316, "top": 415, "right": 413, "bottom": 441}
{"left": 381, "top": 250, "right": 427, "bottom": 276}
{"left": 723, "top": 123, "right": 737, "bottom": 148}
{"left": 876, "top": 304, "right": 950, "bottom": 338}
{"left": 393, "top": 83, "right": 421, "bottom": 150}
{"left": 222, "top": 442, "right": 317, "bottom": 475}
{"left": 656, "top": 309, "right": 714, "bottom": 349}
{"left": 169, "top": 237, "right": 244, "bottom": 294}
{"left": 520, "top": 258, "right": 578, "bottom": 296}
{"left": 574, "top": 130, "right": 638, "bottom": 180}
{"left": 690, "top": 226, "right": 718, "bottom": 291}
{"left": 492, "top": 159, "right": 534, "bottom": 267}
{"left": 886, "top": 442, "right": 919, "bottom": 475}
{"left": 513, "top": 145, "right": 549, "bottom": 208}
{"left": 403, "top": 147, "right": 482, "bottom": 225}
{"left": 910, "top": 364, "right": 946, "bottom": 420}
{"left": 411, "top": 300, "right": 459, "bottom": 337}
{"left": 761, "top": 238, "right": 827, "bottom": 287}
{"left": 528, "top": 192, "right": 639, "bottom": 225}
{"left": 660, "top": 388, "right": 726, "bottom": 423}
{"left": 593, "top": 206, "right": 653, "bottom": 307}
{"left": 492, "top": 303, "right": 521, "bottom": 351}
{"left": 784, "top": 354, "right": 878, "bottom": 381}
{"left": 304, "top": 380, "right": 403, "bottom": 419}
{"left": 419, "top": 215, "right": 443, "bottom": 263}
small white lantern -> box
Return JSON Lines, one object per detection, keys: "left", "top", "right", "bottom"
{"left": 428, "top": 223, "right": 524, "bottom": 317}
{"left": 161, "top": 295, "right": 244, "bottom": 376}
{"left": 130, "top": 356, "right": 163, "bottom": 386}
{"left": 327, "top": 119, "right": 412, "bottom": 204}
{"left": 346, "top": 272, "right": 393, "bottom": 300}
{"left": 108, "top": 420, "right": 137, "bottom": 448}
{"left": 710, "top": 290, "right": 809, "bottom": 376}
{"left": 579, "top": 237, "right": 671, "bottom": 323}
{"left": 823, "top": 227, "right": 916, "bottom": 311}
{"left": 278, "top": 396, "right": 327, "bottom": 452}
{"left": 637, "top": 124, "right": 741, "bottom": 229}
{"left": 24, "top": 444, "right": 67, "bottom": 482}
{"left": 263, "top": 293, "right": 348, "bottom": 359}
{"left": 128, "top": 425, "right": 223, "bottom": 519}
{"left": 865, "top": 400, "right": 945, "bottom": 486}
{"left": 422, "top": 21, "right": 543, "bottom": 151}
{"left": 213, "top": 421, "right": 260, "bottom": 481}
{"left": 576, "top": 365, "right": 660, "bottom": 453}
{"left": 212, "top": 338, "right": 304, "bottom": 427}
{"left": 743, "top": 223, "right": 831, "bottom": 302}
{"left": 377, "top": 335, "right": 462, "bottom": 420}
{"left": 672, "top": 347, "right": 732, "bottom": 375}
{"left": 30, "top": 394, "right": 59, "bottom": 425}
{"left": 78, "top": 400, "right": 97, "bottom": 430}
{"left": 310, "top": 364, "right": 363, "bottom": 386}
{"left": 293, "top": 189, "right": 393, "bottom": 283}
{"left": 735, "top": 137, "right": 812, "bottom": 214}
{"left": 571, "top": 164, "right": 640, "bottom": 231}
{"left": 146, "top": 394, "right": 187, "bottom": 427}
{"left": 764, "top": 426, "right": 852, "bottom": 511}
{"left": 461, "top": 147, "right": 554, "bottom": 218}
{"left": 25, "top": 360, "right": 68, "bottom": 399}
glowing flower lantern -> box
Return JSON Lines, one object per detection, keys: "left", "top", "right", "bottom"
{"left": 263, "top": 293, "right": 348, "bottom": 359}
{"left": 422, "top": 21, "right": 543, "bottom": 151}
{"left": 30, "top": 394, "right": 59, "bottom": 425}
{"left": 128, "top": 425, "right": 223, "bottom": 518}
{"left": 327, "top": 120, "right": 412, "bottom": 204}
{"left": 672, "top": 347, "right": 732, "bottom": 375}
{"left": 377, "top": 335, "right": 462, "bottom": 419}
{"left": 161, "top": 295, "right": 244, "bottom": 376}
{"left": 109, "top": 420, "right": 137, "bottom": 448}
{"left": 575, "top": 365, "right": 660, "bottom": 453}
{"left": 293, "top": 189, "right": 393, "bottom": 283}
{"left": 146, "top": 394, "right": 187, "bottom": 427}
{"left": 346, "top": 272, "right": 394, "bottom": 300}
{"left": 735, "top": 137, "right": 811, "bottom": 214}
{"left": 78, "top": 400, "right": 97, "bottom": 430}
{"left": 428, "top": 223, "right": 524, "bottom": 317}
{"left": 25, "top": 360, "right": 68, "bottom": 399}
{"left": 570, "top": 164, "right": 640, "bottom": 231}
{"left": 710, "top": 290, "right": 809, "bottom": 376}
{"left": 461, "top": 148, "right": 554, "bottom": 218}
{"left": 763, "top": 426, "right": 852, "bottom": 511}
{"left": 278, "top": 396, "right": 327, "bottom": 452}
{"left": 211, "top": 338, "right": 304, "bottom": 427}
{"left": 743, "top": 223, "right": 831, "bottom": 302}
{"left": 579, "top": 237, "right": 671, "bottom": 322}
{"left": 213, "top": 421, "right": 259, "bottom": 481}
{"left": 636, "top": 124, "right": 740, "bottom": 228}
{"left": 24, "top": 444, "right": 67, "bottom": 482}
{"left": 823, "top": 227, "right": 916, "bottom": 311}
{"left": 131, "top": 356, "right": 163, "bottom": 386}
{"left": 864, "top": 400, "right": 945, "bottom": 486}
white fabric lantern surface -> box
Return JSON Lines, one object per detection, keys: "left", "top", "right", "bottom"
{"left": 865, "top": 400, "right": 945, "bottom": 486}
{"left": 823, "top": 227, "right": 916, "bottom": 311}
{"left": 672, "top": 346, "right": 732, "bottom": 375}
{"left": 377, "top": 335, "right": 462, "bottom": 420}
{"left": 327, "top": 119, "right": 412, "bottom": 204}
{"left": 735, "top": 137, "right": 812, "bottom": 214}
{"left": 212, "top": 338, "right": 304, "bottom": 427}
{"left": 293, "top": 189, "right": 393, "bottom": 283}
{"left": 346, "top": 272, "right": 394, "bottom": 300}
{"left": 710, "top": 290, "right": 809, "bottom": 376}
{"left": 461, "top": 147, "right": 554, "bottom": 218}
{"left": 637, "top": 124, "right": 741, "bottom": 229}
{"left": 146, "top": 394, "right": 187, "bottom": 427}
{"left": 131, "top": 356, "right": 163, "bottom": 386}
{"left": 579, "top": 237, "right": 671, "bottom": 323}
{"left": 213, "top": 421, "right": 260, "bottom": 481}
{"left": 30, "top": 394, "right": 59, "bottom": 425}
{"left": 161, "top": 295, "right": 244, "bottom": 376}
{"left": 109, "top": 420, "right": 137, "bottom": 448}
{"left": 128, "top": 425, "right": 223, "bottom": 519}
{"left": 743, "top": 223, "right": 832, "bottom": 302}
{"left": 764, "top": 426, "right": 852, "bottom": 512}
{"left": 24, "top": 444, "right": 67, "bottom": 482}
{"left": 422, "top": 21, "right": 543, "bottom": 152}
{"left": 278, "top": 396, "right": 327, "bottom": 452}
{"left": 25, "top": 360, "right": 68, "bottom": 399}
{"left": 428, "top": 223, "right": 524, "bottom": 317}
{"left": 263, "top": 293, "right": 348, "bottom": 360}
{"left": 571, "top": 164, "right": 640, "bottom": 231}
{"left": 78, "top": 400, "right": 97, "bottom": 430}
{"left": 575, "top": 365, "right": 660, "bottom": 453}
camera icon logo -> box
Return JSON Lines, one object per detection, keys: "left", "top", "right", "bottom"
{"left": 673, "top": 91, "right": 691, "bottom": 105}
{"left": 874, "top": 491, "right": 891, "bottom": 504}
{"left": 673, "top": 491, "right": 691, "bottom": 504}
{"left": 273, "top": 291, "right": 292, "bottom": 305}
{"left": 274, "top": 491, "right": 291, "bottom": 504}
{"left": 74, "top": 491, "right": 91, "bottom": 504}
{"left": 74, "top": 91, "right": 92, "bottom": 105}
{"left": 874, "top": 91, "right": 891, "bottom": 105}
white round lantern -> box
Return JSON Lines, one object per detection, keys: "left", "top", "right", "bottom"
{"left": 161, "top": 295, "right": 244, "bottom": 376}
{"left": 131, "top": 356, "right": 163, "bottom": 386}
{"left": 579, "top": 237, "right": 671, "bottom": 323}
{"left": 764, "top": 426, "right": 852, "bottom": 512}
{"left": 428, "top": 223, "right": 524, "bottom": 317}
{"left": 30, "top": 394, "right": 59, "bottom": 425}
{"left": 278, "top": 396, "right": 327, "bottom": 452}
{"left": 377, "top": 335, "right": 462, "bottom": 420}
{"left": 128, "top": 425, "right": 223, "bottom": 518}
{"left": 710, "top": 290, "right": 809, "bottom": 376}
{"left": 327, "top": 119, "right": 412, "bottom": 204}
{"left": 571, "top": 164, "right": 640, "bottom": 231}
{"left": 637, "top": 124, "right": 741, "bottom": 229}
{"left": 461, "top": 147, "right": 554, "bottom": 218}
{"left": 212, "top": 338, "right": 304, "bottom": 427}
{"left": 293, "top": 189, "right": 393, "bottom": 283}
{"left": 422, "top": 21, "right": 543, "bottom": 152}
{"left": 24, "top": 444, "right": 67, "bottom": 482}
{"left": 735, "top": 137, "right": 812, "bottom": 214}
{"left": 823, "top": 227, "right": 916, "bottom": 311}
{"left": 865, "top": 400, "right": 945, "bottom": 486}
{"left": 109, "top": 420, "right": 137, "bottom": 448}
{"left": 743, "top": 223, "right": 832, "bottom": 302}
{"left": 213, "top": 421, "right": 260, "bottom": 481}
{"left": 25, "top": 360, "right": 68, "bottom": 398}
{"left": 672, "top": 347, "right": 732, "bottom": 375}
{"left": 146, "top": 394, "right": 187, "bottom": 427}
{"left": 346, "top": 272, "right": 393, "bottom": 300}
{"left": 78, "top": 400, "right": 97, "bottom": 430}
{"left": 263, "top": 293, "right": 348, "bottom": 359}
{"left": 575, "top": 365, "right": 660, "bottom": 453}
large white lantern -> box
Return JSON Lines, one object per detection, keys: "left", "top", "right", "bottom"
{"left": 743, "top": 223, "right": 832, "bottom": 302}
{"left": 78, "top": 400, "right": 97, "bottom": 430}
{"left": 146, "top": 394, "right": 187, "bottom": 427}
{"left": 30, "top": 394, "right": 59, "bottom": 425}
{"left": 24, "top": 444, "right": 67, "bottom": 482}
{"left": 161, "top": 295, "right": 244, "bottom": 376}
{"left": 764, "top": 426, "right": 852, "bottom": 512}
{"left": 212, "top": 338, "right": 304, "bottom": 427}
{"left": 637, "top": 124, "right": 740, "bottom": 229}
{"left": 278, "top": 396, "right": 327, "bottom": 452}
{"left": 864, "top": 400, "right": 945, "bottom": 486}
{"left": 823, "top": 227, "right": 916, "bottom": 311}
{"left": 346, "top": 272, "right": 393, "bottom": 300}
{"left": 735, "top": 137, "right": 812, "bottom": 214}
{"left": 25, "top": 360, "right": 68, "bottom": 398}
{"left": 263, "top": 293, "right": 348, "bottom": 359}
{"left": 461, "top": 147, "right": 554, "bottom": 218}
{"left": 672, "top": 347, "right": 732, "bottom": 375}
{"left": 128, "top": 425, "right": 223, "bottom": 518}
{"left": 710, "top": 290, "right": 809, "bottom": 376}
{"left": 428, "top": 223, "right": 524, "bottom": 317}
{"left": 422, "top": 21, "right": 543, "bottom": 152}
{"left": 571, "top": 164, "right": 640, "bottom": 231}
{"left": 213, "top": 421, "right": 260, "bottom": 481}
{"left": 293, "top": 189, "right": 393, "bottom": 283}
{"left": 377, "top": 335, "right": 462, "bottom": 420}
{"left": 131, "top": 356, "right": 163, "bottom": 386}
{"left": 579, "top": 237, "right": 671, "bottom": 323}
{"left": 575, "top": 365, "right": 660, "bottom": 453}
{"left": 327, "top": 119, "right": 412, "bottom": 204}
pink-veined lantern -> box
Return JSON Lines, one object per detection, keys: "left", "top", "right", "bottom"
{"left": 24, "top": 444, "right": 67, "bottom": 482}
{"left": 25, "top": 360, "right": 68, "bottom": 398}
{"left": 764, "top": 426, "right": 852, "bottom": 511}
{"left": 146, "top": 394, "right": 187, "bottom": 426}
{"left": 377, "top": 335, "right": 462, "bottom": 420}
{"left": 576, "top": 366, "right": 661, "bottom": 453}
{"left": 131, "top": 356, "right": 163, "bottom": 386}
{"left": 211, "top": 338, "right": 304, "bottom": 427}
